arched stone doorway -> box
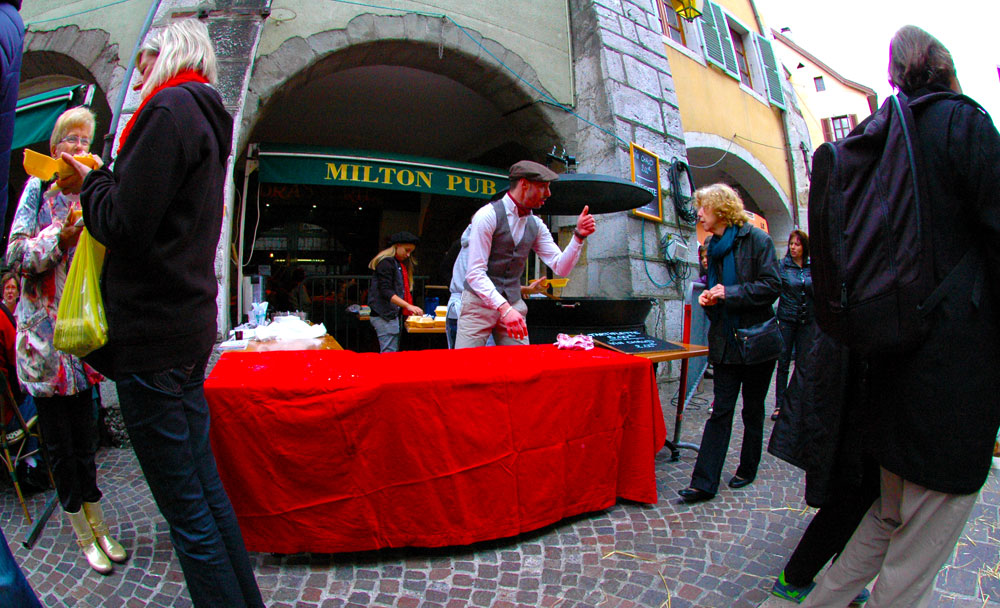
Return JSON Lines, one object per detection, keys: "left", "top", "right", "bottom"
{"left": 20, "top": 25, "right": 122, "bottom": 133}
{"left": 684, "top": 132, "right": 795, "bottom": 245}
{"left": 239, "top": 14, "right": 563, "bottom": 160}
{"left": 231, "top": 15, "right": 567, "bottom": 339}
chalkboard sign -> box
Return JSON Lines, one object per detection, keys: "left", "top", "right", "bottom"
{"left": 630, "top": 143, "right": 663, "bottom": 222}
{"left": 588, "top": 330, "right": 682, "bottom": 354}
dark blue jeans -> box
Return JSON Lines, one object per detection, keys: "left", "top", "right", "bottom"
{"left": 116, "top": 355, "right": 263, "bottom": 608}
{"left": 775, "top": 320, "right": 814, "bottom": 411}
{"left": 0, "top": 528, "right": 42, "bottom": 608}
{"left": 690, "top": 360, "right": 776, "bottom": 495}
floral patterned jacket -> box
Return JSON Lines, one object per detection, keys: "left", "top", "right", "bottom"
{"left": 5, "top": 177, "right": 102, "bottom": 397}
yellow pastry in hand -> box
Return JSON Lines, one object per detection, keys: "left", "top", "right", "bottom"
{"left": 23, "top": 149, "right": 101, "bottom": 181}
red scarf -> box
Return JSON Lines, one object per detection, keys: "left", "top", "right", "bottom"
{"left": 117, "top": 70, "right": 209, "bottom": 150}
{"left": 399, "top": 262, "right": 414, "bottom": 315}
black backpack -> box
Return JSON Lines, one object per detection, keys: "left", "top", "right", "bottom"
{"left": 808, "top": 91, "right": 983, "bottom": 355}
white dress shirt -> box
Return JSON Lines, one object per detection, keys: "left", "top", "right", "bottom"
{"left": 464, "top": 193, "right": 583, "bottom": 310}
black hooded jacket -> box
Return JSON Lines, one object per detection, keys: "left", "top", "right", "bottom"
{"left": 767, "top": 329, "right": 868, "bottom": 507}
{"left": 81, "top": 82, "right": 233, "bottom": 377}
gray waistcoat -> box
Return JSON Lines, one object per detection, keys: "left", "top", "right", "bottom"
{"left": 465, "top": 200, "right": 538, "bottom": 304}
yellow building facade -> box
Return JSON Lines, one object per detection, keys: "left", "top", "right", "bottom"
{"left": 771, "top": 29, "right": 877, "bottom": 151}
{"left": 653, "top": 0, "right": 810, "bottom": 239}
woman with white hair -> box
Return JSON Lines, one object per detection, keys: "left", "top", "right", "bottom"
{"left": 63, "top": 19, "right": 263, "bottom": 607}
{"left": 6, "top": 106, "right": 127, "bottom": 575}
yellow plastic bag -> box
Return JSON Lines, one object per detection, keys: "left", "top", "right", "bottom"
{"left": 53, "top": 228, "right": 107, "bottom": 357}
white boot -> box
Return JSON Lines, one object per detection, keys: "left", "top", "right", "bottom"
{"left": 83, "top": 500, "right": 128, "bottom": 563}
{"left": 67, "top": 508, "right": 112, "bottom": 574}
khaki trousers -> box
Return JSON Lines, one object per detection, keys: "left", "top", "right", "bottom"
{"left": 803, "top": 467, "right": 978, "bottom": 608}
{"left": 454, "top": 290, "right": 528, "bottom": 348}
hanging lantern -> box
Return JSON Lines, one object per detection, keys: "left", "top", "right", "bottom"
{"left": 673, "top": 0, "right": 704, "bottom": 22}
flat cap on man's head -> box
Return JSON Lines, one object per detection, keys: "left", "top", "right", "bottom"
{"left": 509, "top": 160, "right": 560, "bottom": 183}
{"left": 389, "top": 231, "right": 420, "bottom": 245}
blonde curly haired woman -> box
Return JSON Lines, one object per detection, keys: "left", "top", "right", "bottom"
{"left": 678, "top": 183, "right": 780, "bottom": 504}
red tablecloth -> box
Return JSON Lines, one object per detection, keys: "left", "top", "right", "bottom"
{"left": 205, "top": 344, "right": 665, "bottom": 554}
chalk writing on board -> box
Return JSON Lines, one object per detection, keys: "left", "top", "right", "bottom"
{"left": 630, "top": 143, "right": 663, "bottom": 222}
{"left": 588, "top": 330, "right": 682, "bottom": 354}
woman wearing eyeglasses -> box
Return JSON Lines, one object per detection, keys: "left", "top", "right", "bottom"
{"left": 5, "top": 106, "right": 127, "bottom": 575}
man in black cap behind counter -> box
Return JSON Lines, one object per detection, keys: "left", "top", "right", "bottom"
{"left": 455, "top": 160, "right": 595, "bottom": 348}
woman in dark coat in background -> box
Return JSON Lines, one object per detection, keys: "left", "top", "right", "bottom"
{"left": 772, "top": 230, "right": 813, "bottom": 420}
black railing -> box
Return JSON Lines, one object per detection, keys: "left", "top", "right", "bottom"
{"left": 302, "top": 275, "right": 441, "bottom": 351}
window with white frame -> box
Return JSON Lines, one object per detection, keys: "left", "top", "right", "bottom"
{"left": 696, "top": 0, "right": 786, "bottom": 110}
{"left": 656, "top": 0, "right": 701, "bottom": 54}
{"left": 657, "top": 1, "right": 687, "bottom": 46}
{"left": 822, "top": 114, "right": 858, "bottom": 141}
{"left": 729, "top": 24, "right": 754, "bottom": 88}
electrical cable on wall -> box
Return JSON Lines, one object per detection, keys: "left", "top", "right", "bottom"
{"left": 659, "top": 232, "right": 692, "bottom": 285}
{"left": 25, "top": 0, "right": 134, "bottom": 25}
{"left": 640, "top": 219, "right": 674, "bottom": 288}
{"left": 667, "top": 158, "right": 697, "bottom": 224}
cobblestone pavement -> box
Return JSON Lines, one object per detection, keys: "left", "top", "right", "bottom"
{"left": 3, "top": 377, "right": 999, "bottom": 608}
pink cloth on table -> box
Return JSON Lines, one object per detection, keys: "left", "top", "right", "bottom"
{"left": 554, "top": 333, "right": 594, "bottom": 350}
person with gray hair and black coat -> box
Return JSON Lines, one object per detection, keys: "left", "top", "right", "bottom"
{"left": 802, "top": 25, "right": 1000, "bottom": 608}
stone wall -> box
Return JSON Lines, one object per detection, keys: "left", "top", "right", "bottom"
{"left": 567, "top": 0, "right": 697, "bottom": 353}
{"left": 781, "top": 76, "right": 813, "bottom": 235}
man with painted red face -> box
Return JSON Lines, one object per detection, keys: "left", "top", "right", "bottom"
{"left": 455, "top": 160, "right": 595, "bottom": 348}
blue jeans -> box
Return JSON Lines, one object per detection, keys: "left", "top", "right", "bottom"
{"left": 775, "top": 320, "right": 814, "bottom": 411}
{"left": 0, "top": 528, "right": 42, "bottom": 608}
{"left": 446, "top": 316, "right": 458, "bottom": 349}
{"left": 116, "top": 355, "right": 263, "bottom": 608}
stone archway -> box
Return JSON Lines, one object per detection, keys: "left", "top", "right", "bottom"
{"left": 239, "top": 12, "right": 564, "bottom": 163}
{"left": 684, "top": 131, "right": 795, "bottom": 242}
{"left": 21, "top": 25, "right": 124, "bottom": 129}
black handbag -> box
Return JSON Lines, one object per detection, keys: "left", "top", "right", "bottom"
{"left": 735, "top": 317, "right": 784, "bottom": 364}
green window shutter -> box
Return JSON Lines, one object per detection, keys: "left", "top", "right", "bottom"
{"left": 699, "top": 0, "right": 727, "bottom": 71}
{"left": 712, "top": 3, "right": 740, "bottom": 80}
{"left": 755, "top": 33, "right": 786, "bottom": 109}
{"left": 12, "top": 85, "right": 79, "bottom": 150}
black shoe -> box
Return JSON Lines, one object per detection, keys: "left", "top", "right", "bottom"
{"left": 770, "top": 409, "right": 780, "bottom": 421}
{"left": 727, "top": 475, "right": 754, "bottom": 489}
{"left": 16, "top": 462, "right": 49, "bottom": 494}
{"left": 678, "top": 488, "right": 715, "bottom": 503}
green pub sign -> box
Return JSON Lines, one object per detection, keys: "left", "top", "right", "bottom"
{"left": 258, "top": 146, "right": 506, "bottom": 199}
